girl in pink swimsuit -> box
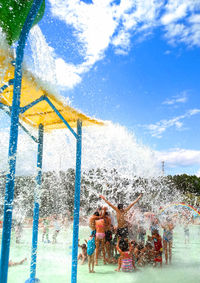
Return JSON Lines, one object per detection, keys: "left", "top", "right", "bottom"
{"left": 95, "top": 218, "right": 106, "bottom": 265}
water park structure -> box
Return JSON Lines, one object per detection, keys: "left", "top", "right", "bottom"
{"left": 1, "top": 1, "right": 200, "bottom": 283}
{"left": 0, "top": 1, "right": 103, "bottom": 282}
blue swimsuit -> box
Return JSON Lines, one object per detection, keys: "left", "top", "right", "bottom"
{"left": 163, "top": 229, "right": 173, "bottom": 242}
{"left": 87, "top": 237, "right": 96, "bottom": 256}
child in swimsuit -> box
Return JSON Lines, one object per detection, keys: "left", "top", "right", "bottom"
{"left": 95, "top": 218, "right": 106, "bottom": 265}
{"left": 104, "top": 211, "right": 112, "bottom": 262}
{"left": 162, "top": 218, "right": 174, "bottom": 264}
{"left": 150, "top": 218, "right": 159, "bottom": 235}
{"left": 42, "top": 218, "right": 50, "bottom": 243}
{"left": 52, "top": 215, "right": 61, "bottom": 244}
{"left": 152, "top": 229, "right": 162, "bottom": 267}
{"left": 86, "top": 231, "right": 96, "bottom": 273}
{"left": 78, "top": 240, "right": 87, "bottom": 264}
{"left": 137, "top": 241, "right": 154, "bottom": 266}
{"left": 115, "top": 238, "right": 136, "bottom": 272}
{"left": 89, "top": 207, "right": 107, "bottom": 233}
{"left": 9, "top": 258, "right": 27, "bottom": 267}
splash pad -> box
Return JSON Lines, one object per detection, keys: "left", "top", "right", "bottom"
{"left": 0, "top": 1, "right": 199, "bottom": 283}
{"left": 3, "top": 225, "right": 200, "bottom": 283}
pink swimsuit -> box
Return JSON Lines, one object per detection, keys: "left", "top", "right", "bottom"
{"left": 96, "top": 233, "right": 105, "bottom": 240}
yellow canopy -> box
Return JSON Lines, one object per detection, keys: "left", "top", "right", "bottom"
{"left": 0, "top": 47, "right": 104, "bottom": 131}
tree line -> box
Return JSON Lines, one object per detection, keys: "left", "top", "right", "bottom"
{"left": 0, "top": 169, "right": 200, "bottom": 218}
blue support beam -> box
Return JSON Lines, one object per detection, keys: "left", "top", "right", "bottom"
{"left": 0, "top": 106, "right": 38, "bottom": 143}
{"left": 71, "top": 120, "right": 82, "bottom": 283}
{"left": 0, "top": 1, "right": 44, "bottom": 282}
{"left": 20, "top": 95, "right": 45, "bottom": 114}
{"left": 0, "top": 102, "right": 11, "bottom": 110}
{"left": 44, "top": 96, "right": 78, "bottom": 139}
{"left": 25, "top": 124, "right": 44, "bottom": 283}
{"left": 0, "top": 79, "right": 14, "bottom": 94}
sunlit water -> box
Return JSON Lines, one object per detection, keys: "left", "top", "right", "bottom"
{"left": 2, "top": 224, "right": 200, "bottom": 283}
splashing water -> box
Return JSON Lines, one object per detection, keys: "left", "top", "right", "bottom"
{"left": 0, "top": 122, "right": 183, "bottom": 218}
{"left": 29, "top": 25, "right": 57, "bottom": 87}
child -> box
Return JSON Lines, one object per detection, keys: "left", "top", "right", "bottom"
{"left": 52, "top": 215, "right": 61, "bottom": 244}
{"left": 137, "top": 242, "right": 154, "bottom": 266}
{"left": 134, "top": 242, "right": 144, "bottom": 265}
{"left": 152, "top": 229, "right": 162, "bottom": 267}
{"left": 87, "top": 231, "right": 96, "bottom": 273}
{"left": 150, "top": 218, "right": 159, "bottom": 235}
{"left": 78, "top": 240, "right": 87, "bottom": 264}
{"left": 89, "top": 207, "right": 107, "bottom": 234}
{"left": 42, "top": 218, "right": 50, "bottom": 243}
{"left": 95, "top": 217, "right": 106, "bottom": 265}
{"left": 116, "top": 238, "right": 136, "bottom": 272}
{"left": 104, "top": 211, "right": 112, "bottom": 262}
{"left": 15, "top": 221, "right": 23, "bottom": 244}
{"left": 162, "top": 217, "right": 174, "bottom": 264}
{"left": 9, "top": 258, "right": 27, "bottom": 267}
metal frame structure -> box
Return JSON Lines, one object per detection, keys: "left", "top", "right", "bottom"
{"left": 0, "top": 1, "right": 82, "bottom": 283}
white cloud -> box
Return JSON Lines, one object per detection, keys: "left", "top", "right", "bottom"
{"left": 49, "top": 0, "right": 118, "bottom": 64}
{"left": 162, "top": 92, "right": 188, "bottom": 105}
{"left": 155, "top": 148, "right": 200, "bottom": 167}
{"left": 161, "top": 0, "right": 200, "bottom": 47}
{"left": 48, "top": 0, "right": 162, "bottom": 68}
{"left": 144, "top": 109, "right": 200, "bottom": 138}
{"left": 161, "top": 2, "right": 188, "bottom": 25}
{"left": 25, "top": 1, "right": 200, "bottom": 89}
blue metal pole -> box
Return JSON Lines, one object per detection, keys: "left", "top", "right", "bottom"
{"left": 44, "top": 96, "right": 78, "bottom": 139}
{"left": 0, "top": 1, "right": 44, "bottom": 283}
{"left": 0, "top": 105, "right": 38, "bottom": 143}
{"left": 71, "top": 120, "right": 82, "bottom": 283}
{"left": 25, "top": 124, "right": 44, "bottom": 283}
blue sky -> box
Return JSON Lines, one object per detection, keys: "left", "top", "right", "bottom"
{"left": 1, "top": 0, "right": 200, "bottom": 176}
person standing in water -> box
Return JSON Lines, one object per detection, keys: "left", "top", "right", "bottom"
{"left": 161, "top": 217, "right": 174, "bottom": 264}
{"left": 95, "top": 217, "right": 106, "bottom": 265}
{"left": 52, "top": 215, "right": 61, "bottom": 244}
{"left": 89, "top": 207, "right": 107, "bottom": 234}
{"left": 104, "top": 211, "right": 112, "bottom": 262}
{"left": 87, "top": 231, "right": 96, "bottom": 273}
{"left": 42, "top": 217, "right": 50, "bottom": 243}
{"left": 99, "top": 194, "right": 142, "bottom": 239}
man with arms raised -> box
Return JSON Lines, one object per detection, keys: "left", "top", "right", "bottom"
{"left": 100, "top": 194, "right": 142, "bottom": 239}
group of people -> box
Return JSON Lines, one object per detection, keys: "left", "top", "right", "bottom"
{"left": 42, "top": 215, "right": 63, "bottom": 244}
{"left": 12, "top": 214, "right": 66, "bottom": 244}
{"left": 78, "top": 194, "right": 176, "bottom": 273}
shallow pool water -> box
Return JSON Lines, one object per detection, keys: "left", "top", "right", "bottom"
{"left": 1, "top": 224, "right": 200, "bottom": 283}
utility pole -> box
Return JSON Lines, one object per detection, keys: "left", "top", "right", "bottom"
{"left": 162, "top": 161, "right": 165, "bottom": 175}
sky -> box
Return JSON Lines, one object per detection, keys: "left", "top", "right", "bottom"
{"left": 1, "top": 0, "right": 200, "bottom": 176}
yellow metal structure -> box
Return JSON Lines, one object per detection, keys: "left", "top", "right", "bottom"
{"left": 0, "top": 47, "right": 103, "bottom": 131}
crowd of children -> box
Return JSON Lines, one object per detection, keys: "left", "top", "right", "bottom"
{"left": 78, "top": 194, "right": 178, "bottom": 273}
